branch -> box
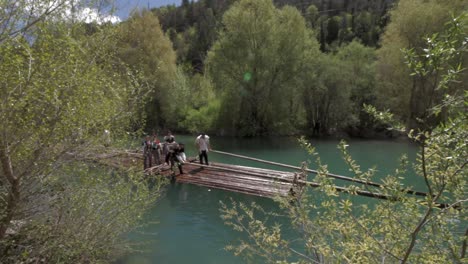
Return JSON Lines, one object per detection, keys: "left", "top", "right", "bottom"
{"left": 0, "top": 142, "right": 15, "bottom": 184}
{"left": 289, "top": 247, "right": 321, "bottom": 264}
{"left": 401, "top": 189, "right": 444, "bottom": 263}
{"left": 0, "top": 142, "right": 20, "bottom": 240}
{"left": 421, "top": 141, "right": 433, "bottom": 197}
{"left": 461, "top": 228, "right": 467, "bottom": 259}
{"left": 0, "top": 0, "right": 68, "bottom": 43}
{"left": 350, "top": 214, "right": 402, "bottom": 261}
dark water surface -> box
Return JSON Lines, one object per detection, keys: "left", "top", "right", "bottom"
{"left": 117, "top": 136, "right": 420, "bottom": 264}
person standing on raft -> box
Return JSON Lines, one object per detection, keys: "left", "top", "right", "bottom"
{"left": 195, "top": 133, "right": 211, "bottom": 165}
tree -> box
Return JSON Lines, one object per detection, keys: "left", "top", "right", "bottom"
{"left": 337, "top": 12, "right": 354, "bottom": 45}
{"left": 335, "top": 41, "right": 378, "bottom": 136}
{"left": 0, "top": 2, "right": 160, "bottom": 261}
{"left": 206, "top": 0, "right": 320, "bottom": 136}
{"left": 221, "top": 14, "right": 467, "bottom": 263}
{"left": 353, "top": 11, "right": 374, "bottom": 46}
{"left": 376, "top": 0, "right": 467, "bottom": 131}
{"left": 180, "top": 73, "right": 220, "bottom": 133}
{"left": 192, "top": 7, "right": 217, "bottom": 72}
{"left": 299, "top": 40, "right": 377, "bottom": 136}
{"left": 325, "top": 15, "right": 341, "bottom": 45}
{"left": 0, "top": 0, "right": 69, "bottom": 42}
{"left": 305, "top": 4, "right": 319, "bottom": 28}
{"left": 115, "top": 10, "right": 178, "bottom": 131}
{"left": 301, "top": 53, "right": 353, "bottom": 135}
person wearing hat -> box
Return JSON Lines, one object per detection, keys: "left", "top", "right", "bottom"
{"left": 195, "top": 133, "right": 211, "bottom": 165}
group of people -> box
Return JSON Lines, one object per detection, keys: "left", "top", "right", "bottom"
{"left": 142, "top": 131, "right": 186, "bottom": 173}
{"left": 143, "top": 131, "right": 211, "bottom": 175}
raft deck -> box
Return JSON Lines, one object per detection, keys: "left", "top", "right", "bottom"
{"left": 159, "top": 161, "right": 298, "bottom": 198}
{"left": 139, "top": 150, "right": 453, "bottom": 208}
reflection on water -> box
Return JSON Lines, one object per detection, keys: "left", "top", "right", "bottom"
{"left": 117, "top": 136, "right": 419, "bottom": 264}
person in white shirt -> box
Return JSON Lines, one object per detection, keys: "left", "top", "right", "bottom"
{"left": 195, "top": 133, "right": 211, "bottom": 165}
{"left": 176, "top": 143, "right": 186, "bottom": 164}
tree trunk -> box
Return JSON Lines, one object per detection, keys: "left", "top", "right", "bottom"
{"left": 0, "top": 144, "right": 20, "bottom": 240}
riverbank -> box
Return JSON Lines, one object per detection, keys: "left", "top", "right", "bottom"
{"left": 162, "top": 127, "right": 410, "bottom": 143}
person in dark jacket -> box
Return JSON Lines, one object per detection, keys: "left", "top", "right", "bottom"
{"left": 165, "top": 138, "right": 183, "bottom": 174}
{"left": 142, "top": 136, "right": 152, "bottom": 169}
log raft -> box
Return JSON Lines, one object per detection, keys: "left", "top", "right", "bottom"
{"left": 147, "top": 150, "right": 455, "bottom": 209}
{"left": 158, "top": 161, "right": 297, "bottom": 198}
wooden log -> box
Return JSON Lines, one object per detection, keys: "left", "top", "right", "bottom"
{"left": 155, "top": 155, "right": 454, "bottom": 209}
{"left": 185, "top": 160, "right": 454, "bottom": 209}
{"left": 186, "top": 169, "right": 293, "bottom": 191}
{"left": 187, "top": 162, "right": 295, "bottom": 183}
{"left": 212, "top": 150, "right": 429, "bottom": 197}
{"left": 176, "top": 174, "right": 289, "bottom": 197}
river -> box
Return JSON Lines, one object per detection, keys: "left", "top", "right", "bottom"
{"left": 117, "top": 135, "right": 421, "bottom": 264}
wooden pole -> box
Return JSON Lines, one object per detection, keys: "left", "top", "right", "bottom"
{"left": 187, "top": 160, "right": 452, "bottom": 209}
{"left": 211, "top": 150, "right": 429, "bottom": 197}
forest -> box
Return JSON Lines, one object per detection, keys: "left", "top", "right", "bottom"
{"left": 128, "top": 0, "right": 466, "bottom": 137}
{"left": 0, "top": 0, "right": 466, "bottom": 262}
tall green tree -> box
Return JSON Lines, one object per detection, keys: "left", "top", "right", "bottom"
{"left": 299, "top": 41, "right": 376, "bottom": 136}
{"left": 116, "top": 10, "right": 178, "bottom": 131}
{"left": 192, "top": 7, "right": 218, "bottom": 72}
{"left": 180, "top": 73, "right": 220, "bottom": 133}
{"left": 301, "top": 52, "right": 353, "bottom": 135}
{"left": 206, "top": 0, "right": 320, "bottom": 136}
{"left": 305, "top": 4, "right": 319, "bottom": 28}
{"left": 335, "top": 41, "right": 378, "bottom": 135}
{"left": 376, "top": 0, "right": 467, "bottom": 130}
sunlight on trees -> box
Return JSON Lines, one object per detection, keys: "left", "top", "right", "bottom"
{"left": 220, "top": 14, "right": 467, "bottom": 263}
{"left": 0, "top": 1, "right": 162, "bottom": 262}
{"left": 206, "top": 0, "right": 320, "bottom": 136}
{"left": 116, "top": 10, "right": 178, "bottom": 130}
{"left": 376, "top": 0, "right": 467, "bottom": 131}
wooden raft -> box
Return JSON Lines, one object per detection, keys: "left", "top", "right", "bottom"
{"left": 142, "top": 151, "right": 457, "bottom": 209}
{"left": 158, "top": 161, "right": 298, "bottom": 198}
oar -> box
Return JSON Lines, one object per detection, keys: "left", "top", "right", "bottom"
{"left": 211, "top": 149, "right": 429, "bottom": 197}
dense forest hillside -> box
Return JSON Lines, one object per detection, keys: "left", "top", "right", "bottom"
{"left": 152, "top": 0, "right": 394, "bottom": 71}
{"left": 112, "top": 0, "right": 466, "bottom": 138}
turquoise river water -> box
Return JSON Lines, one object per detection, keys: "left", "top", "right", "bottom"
{"left": 117, "top": 135, "right": 421, "bottom": 264}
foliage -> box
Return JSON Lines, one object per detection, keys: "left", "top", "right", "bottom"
{"left": 179, "top": 73, "right": 220, "bottom": 133}
{"left": 152, "top": 0, "right": 232, "bottom": 71}
{"left": 182, "top": 99, "right": 221, "bottom": 134}
{"left": 2, "top": 164, "right": 161, "bottom": 263}
{"left": 153, "top": 0, "right": 394, "bottom": 70}
{"left": 0, "top": 2, "right": 163, "bottom": 262}
{"left": 301, "top": 53, "right": 352, "bottom": 135}
{"left": 335, "top": 41, "right": 379, "bottom": 135}
{"left": 115, "top": 10, "right": 178, "bottom": 131}
{"left": 206, "top": 0, "right": 320, "bottom": 136}
{"left": 281, "top": 1, "right": 389, "bottom": 50}
{"left": 220, "top": 199, "right": 291, "bottom": 263}
{"left": 149, "top": 0, "right": 391, "bottom": 136}
{"left": 376, "top": 0, "right": 467, "bottom": 130}
{"left": 148, "top": 0, "right": 401, "bottom": 136}
{"left": 300, "top": 40, "right": 377, "bottom": 135}
{"left": 220, "top": 15, "right": 467, "bottom": 263}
